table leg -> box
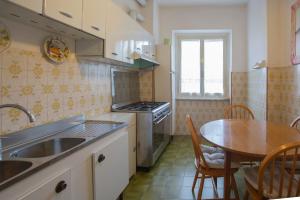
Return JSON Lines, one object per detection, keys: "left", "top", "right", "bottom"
{"left": 224, "top": 151, "right": 231, "bottom": 200}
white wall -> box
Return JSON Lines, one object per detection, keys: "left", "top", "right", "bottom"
{"left": 267, "top": 0, "right": 293, "bottom": 68}
{"left": 158, "top": 5, "right": 248, "bottom": 72}
{"left": 247, "top": 0, "right": 267, "bottom": 70}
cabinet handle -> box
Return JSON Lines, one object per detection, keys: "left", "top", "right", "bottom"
{"left": 91, "top": 25, "right": 100, "bottom": 31}
{"left": 55, "top": 181, "right": 67, "bottom": 193}
{"left": 98, "top": 154, "right": 106, "bottom": 163}
{"left": 59, "top": 11, "right": 73, "bottom": 19}
{"left": 133, "top": 147, "right": 136, "bottom": 152}
{"left": 112, "top": 52, "right": 118, "bottom": 56}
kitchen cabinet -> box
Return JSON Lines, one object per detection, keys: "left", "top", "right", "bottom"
{"left": 105, "top": 1, "right": 124, "bottom": 62}
{"left": 0, "top": 128, "right": 128, "bottom": 200}
{"left": 18, "top": 169, "right": 71, "bottom": 200}
{"left": 82, "top": 0, "right": 107, "bottom": 39}
{"left": 44, "top": 0, "right": 82, "bottom": 29}
{"left": 93, "top": 132, "right": 129, "bottom": 200}
{"left": 7, "top": 0, "right": 42, "bottom": 13}
{"left": 128, "top": 126, "right": 137, "bottom": 177}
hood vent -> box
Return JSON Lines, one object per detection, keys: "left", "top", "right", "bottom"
{"left": 132, "top": 52, "right": 159, "bottom": 68}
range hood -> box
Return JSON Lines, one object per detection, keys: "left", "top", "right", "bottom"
{"left": 132, "top": 52, "right": 160, "bottom": 68}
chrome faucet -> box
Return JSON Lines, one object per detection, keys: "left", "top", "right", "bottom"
{"left": 0, "top": 104, "right": 36, "bottom": 122}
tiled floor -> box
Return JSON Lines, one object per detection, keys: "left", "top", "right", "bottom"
{"left": 124, "top": 136, "right": 246, "bottom": 200}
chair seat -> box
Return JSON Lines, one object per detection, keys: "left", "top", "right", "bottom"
{"left": 201, "top": 144, "right": 223, "bottom": 154}
{"left": 243, "top": 166, "right": 299, "bottom": 198}
{"left": 199, "top": 151, "right": 240, "bottom": 169}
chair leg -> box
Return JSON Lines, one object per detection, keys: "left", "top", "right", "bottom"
{"left": 231, "top": 174, "right": 240, "bottom": 200}
{"left": 197, "top": 174, "right": 205, "bottom": 200}
{"left": 243, "top": 190, "right": 249, "bottom": 200}
{"left": 192, "top": 170, "right": 199, "bottom": 191}
{"left": 213, "top": 177, "right": 218, "bottom": 189}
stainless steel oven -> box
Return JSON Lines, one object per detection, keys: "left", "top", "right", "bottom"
{"left": 152, "top": 109, "right": 171, "bottom": 162}
{"left": 136, "top": 104, "right": 171, "bottom": 168}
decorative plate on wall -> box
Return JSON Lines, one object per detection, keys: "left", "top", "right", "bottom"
{"left": 0, "top": 20, "right": 11, "bottom": 53}
{"left": 43, "top": 36, "right": 70, "bottom": 64}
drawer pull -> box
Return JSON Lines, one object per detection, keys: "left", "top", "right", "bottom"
{"left": 91, "top": 26, "right": 100, "bottom": 31}
{"left": 112, "top": 52, "right": 118, "bottom": 56}
{"left": 59, "top": 11, "right": 73, "bottom": 19}
{"left": 55, "top": 181, "right": 67, "bottom": 193}
{"left": 98, "top": 154, "right": 106, "bottom": 163}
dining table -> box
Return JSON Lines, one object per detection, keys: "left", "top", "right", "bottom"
{"left": 199, "top": 119, "right": 300, "bottom": 200}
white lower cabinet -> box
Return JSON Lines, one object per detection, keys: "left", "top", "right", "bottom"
{"left": 0, "top": 128, "right": 129, "bottom": 200}
{"left": 128, "top": 126, "right": 137, "bottom": 177}
{"left": 93, "top": 132, "right": 129, "bottom": 200}
{"left": 17, "top": 169, "right": 71, "bottom": 200}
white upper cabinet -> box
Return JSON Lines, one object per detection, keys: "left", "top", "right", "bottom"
{"left": 8, "top": 0, "right": 43, "bottom": 13}
{"left": 105, "top": 1, "right": 125, "bottom": 62}
{"left": 82, "top": 0, "right": 107, "bottom": 39}
{"left": 44, "top": 0, "right": 82, "bottom": 29}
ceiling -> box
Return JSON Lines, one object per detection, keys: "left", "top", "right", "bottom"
{"left": 157, "top": 0, "right": 248, "bottom": 6}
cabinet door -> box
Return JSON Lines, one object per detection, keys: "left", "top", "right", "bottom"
{"left": 82, "top": 0, "right": 107, "bottom": 39}
{"left": 8, "top": 0, "right": 43, "bottom": 13}
{"left": 93, "top": 133, "right": 129, "bottom": 200}
{"left": 128, "top": 126, "right": 136, "bottom": 177}
{"left": 44, "top": 0, "right": 82, "bottom": 29}
{"left": 18, "top": 169, "right": 71, "bottom": 200}
{"left": 105, "top": 1, "right": 124, "bottom": 62}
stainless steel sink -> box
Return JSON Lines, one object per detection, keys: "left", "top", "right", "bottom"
{"left": 0, "top": 161, "right": 32, "bottom": 183}
{"left": 11, "top": 138, "right": 86, "bottom": 158}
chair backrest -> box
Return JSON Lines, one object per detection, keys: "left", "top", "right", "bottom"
{"left": 224, "top": 104, "right": 254, "bottom": 120}
{"left": 290, "top": 116, "right": 300, "bottom": 130}
{"left": 257, "top": 141, "right": 300, "bottom": 199}
{"left": 186, "top": 115, "right": 208, "bottom": 168}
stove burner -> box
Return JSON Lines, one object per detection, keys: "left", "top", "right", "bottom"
{"left": 117, "top": 102, "right": 167, "bottom": 111}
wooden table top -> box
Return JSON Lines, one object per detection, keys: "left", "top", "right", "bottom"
{"left": 200, "top": 119, "right": 300, "bottom": 157}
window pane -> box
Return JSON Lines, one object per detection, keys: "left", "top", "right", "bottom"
{"left": 180, "top": 40, "right": 200, "bottom": 94}
{"left": 204, "top": 39, "right": 224, "bottom": 95}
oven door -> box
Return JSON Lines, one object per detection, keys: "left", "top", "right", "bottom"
{"left": 152, "top": 112, "right": 171, "bottom": 161}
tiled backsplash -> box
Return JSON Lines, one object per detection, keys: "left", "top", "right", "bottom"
{"left": 175, "top": 100, "right": 230, "bottom": 135}
{"left": 268, "top": 66, "right": 300, "bottom": 125}
{"left": 247, "top": 68, "right": 267, "bottom": 120}
{"left": 231, "top": 72, "right": 248, "bottom": 105}
{"left": 139, "top": 70, "right": 153, "bottom": 102}
{"left": 0, "top": 48, "right": 112, "bottom": 135}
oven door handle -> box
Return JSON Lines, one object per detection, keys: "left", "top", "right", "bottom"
{"left": 153, "top": 112, "right": 172, "bottom": 125}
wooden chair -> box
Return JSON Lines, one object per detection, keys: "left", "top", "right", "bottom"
{"left": 224, "top": 104, "right": 254, "bottom": 120}
{"left": 243, "top": 141, "right": 300, "bottom": 200}
{"left": 285, "top": 116, "right": 300, "bottom": 171}
{"left": 186, "top": 115, "right": 240, "bottom": 200}
{"left": 290, "top": 116, "right": 300, "bottom": 130}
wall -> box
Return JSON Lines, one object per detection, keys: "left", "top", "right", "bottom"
{"left": 159, "top": 4, "right": 248, "bottom": 72}
{"left": 0, "top": 17, "right": 154, "bottom": 135}
{"left": 0, "top": 18, "right": 112, "bottom": 135}
{"left": 265, "top": 0, "right": 300, "bottom": 125}
{"left": 247, "top": 0, "right": 267, "bottom": 70}
{"left": 267, "top": 0, "right": 293, "bottom": 68}
{"left": 245, "top": 0, "right": 268, "bottom": 121}
{"left": 156, "top": 4, "right": 248, "bottom": 135}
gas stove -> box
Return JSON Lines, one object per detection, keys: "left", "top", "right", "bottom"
{"left": 113, "top": 102, "right": 169, "bottom": 113}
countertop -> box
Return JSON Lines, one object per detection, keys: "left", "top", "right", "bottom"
{"left": 89, "top": 112, "right": 136, "bottom": 126}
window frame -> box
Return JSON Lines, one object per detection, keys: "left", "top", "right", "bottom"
{"left": 175, "top": 31, "right": 230, "bottom": 100}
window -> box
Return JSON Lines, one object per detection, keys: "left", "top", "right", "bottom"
{"left": 175, "top": 31, "right": 230, "bottom": 99}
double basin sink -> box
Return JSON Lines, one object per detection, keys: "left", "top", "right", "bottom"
{"left": 0, "top": 117, "right": 126, "bottom": 190}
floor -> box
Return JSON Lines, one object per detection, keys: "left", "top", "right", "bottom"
{"left": 124, "top": 136, "right": 246, "bottom": 200}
